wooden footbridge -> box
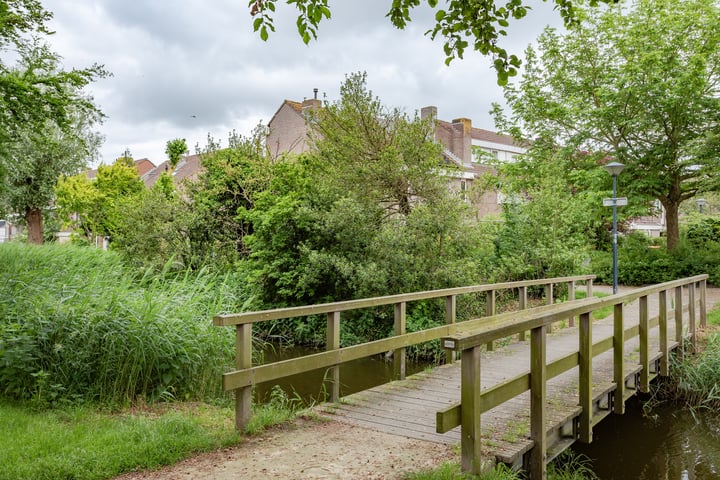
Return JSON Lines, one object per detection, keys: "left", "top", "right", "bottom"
{"left": 214, "top": 274, "right": 709, "bottom": 478}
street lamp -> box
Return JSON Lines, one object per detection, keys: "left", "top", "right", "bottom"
{"left": 603, "top": 161, "right": 625, "bottom": 294}
{"left": 697, "top": 198, "right": 708, "bottom": 214}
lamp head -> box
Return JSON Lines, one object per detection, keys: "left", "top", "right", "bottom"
{"left": 603, "top": 161, "right": 625, "bottom": 177}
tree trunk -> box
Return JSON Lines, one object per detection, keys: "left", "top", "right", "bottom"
{"left": 665, "top": 200, "right": 680, "bottom": 251}
{"left": 26, "top": 207, "right": 44, "bottom": 245}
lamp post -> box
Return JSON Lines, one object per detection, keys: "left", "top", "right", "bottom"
{"left": 603, "top": 161, "right": 625, "bottom": 294}
{"left": 697, "top": 198, "right": 708, "bottom": 214}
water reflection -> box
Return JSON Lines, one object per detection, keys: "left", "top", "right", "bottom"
{"left": 254, "top": 343, "right": 426, "bottom": 405}
{"left": 573, "top": 398, "right": 720, "bottom": 479}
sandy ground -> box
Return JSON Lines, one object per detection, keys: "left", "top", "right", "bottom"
{"left": 113, "top": 416, "right": 457, "bottom": 480}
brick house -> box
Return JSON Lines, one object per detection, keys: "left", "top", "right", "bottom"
{"left": 265, "top": 96, "right": 528, "bottom": 218}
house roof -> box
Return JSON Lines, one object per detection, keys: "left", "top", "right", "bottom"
{"left": 267, "top": 99, "right": 304, "bottom": 128}
{"left": 85, "top": 158, "right": 157, "bottom": 180}
{"left": 471, "top": 128, "right": 520, "bottom": 147}
{"left": 141, "top": 153, "right": 202, "bottom": 188}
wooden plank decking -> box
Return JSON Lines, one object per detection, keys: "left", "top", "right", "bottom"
{"left": 318, "top": 287, "right": 704, "bottom": 468}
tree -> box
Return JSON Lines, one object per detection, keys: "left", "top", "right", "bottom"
{"left": 310, "top": 72, "right": 448, "bottom": 217}
{"left": 55, "top": 158, "right": 144, "bottom": 242}
{"left": 165, "top": 138, "right": 188, "bottom": 171}
{"left": 0, "top": 3, "right": 107, "bottom": 243}
{"left": 247, "top": 0, "right": 615, "bottom": 84}
{"left": 243, "top": 73, "right": 484, "bottom": 311}
{"left": 495, "top": 0, "right": 720, "bottom": 250}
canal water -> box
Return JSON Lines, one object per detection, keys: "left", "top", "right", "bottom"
{"left": 254, "top": 343, "right": 427, "bottom": 404}
{"left": 573, "top": 397, "right": 720, "bottom": 479}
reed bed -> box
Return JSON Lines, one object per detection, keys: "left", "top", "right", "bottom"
{"left": 0, "top": 243, "right": 249, "bottom": 406}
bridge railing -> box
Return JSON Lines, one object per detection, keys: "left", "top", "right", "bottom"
{"left": 438, "top": 274, "right": 708, "bottom": 478}
{"left": 214, "top": 274, "right": 596, "bottom": 430}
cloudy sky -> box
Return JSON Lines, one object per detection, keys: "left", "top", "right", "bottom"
{"left": 43, "top": 1, "right": 565, "bottom": 166}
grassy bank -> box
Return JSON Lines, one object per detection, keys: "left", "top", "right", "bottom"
{"left": 656, "top": 305, "right": 720, "bottom": 410}
{"left": 0, "top": 401, "right": 239, "bottom": 480}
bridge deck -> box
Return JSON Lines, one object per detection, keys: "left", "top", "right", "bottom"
{"left": 318, "top": 287, "right": 707, "bottom": 467}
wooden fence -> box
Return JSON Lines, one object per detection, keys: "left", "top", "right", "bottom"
{"left": 214, "top": 275, "right": 596, "bottom": 430}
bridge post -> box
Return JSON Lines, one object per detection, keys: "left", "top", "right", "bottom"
{"left": 567, "top": 281, "right": 576, "bottom": 327}
{"left": 461, "top": 345, "right": 483, "bottom": 475}
{"left": 586, "top": 279, "right": 593, "bottom": 298}
{"left": 394, "top": 302, "right": 406, "bottom": 380}
{"left": 659, "top": 290, "right": 669, "bottom": 377}
{"left": 675, "top": 286, "right": 684, "bottom": 349}
{"left": 518, "top": 286, "right": 528, "bottom": 342}
{"left": 235, "top": 323, "right": 252, "bottom": 431}
{"left": 612, "top": 303, "right": 625, "bottom": 414}
{"left": 546, "top": 284, "right": 554, "bottom": 333}
{"left": 445, "top": 295, "right": 457, "bottom": 364}
{"left": 486, "top": 290, "right": 496, "bottom": 351}
{"left": 529, "top": 325, "right": 547, "bottom": 479}
{"left": 579, "top": 312, "right": 592, "bottom": 443}
{"left": 688, "top": 283, "right": 696, "bottom": 353}
{"left": 700, "top": 279, "right": 707, "bottom": 328}
{"left": 327, "top": 311, "right": 340, "bottom": 403}
{"left": 639, "top": 296, "right": 650, "bottom": 393}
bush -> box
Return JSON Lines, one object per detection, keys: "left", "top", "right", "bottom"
{"left": 591, "top": 232, "right": 720, "bottom": 286}
{"left": 0, "top": 243, "right": 249, "bottom": 405}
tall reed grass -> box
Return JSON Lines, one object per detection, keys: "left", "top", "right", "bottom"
{"left": 0, "top": 243, "right": 251, "bottom": 405}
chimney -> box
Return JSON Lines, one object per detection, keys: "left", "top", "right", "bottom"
{"left": 452, "top": 117, "right": 473, "bottom": 166}
{"left": 421, "top": 106, "right": 437, "bottom": 121}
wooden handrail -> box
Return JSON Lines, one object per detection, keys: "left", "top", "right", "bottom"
{"left": 437, "top": 274, "right": 708, "bottom": 478}
{"left": 215, "top": 274, "right": 596, "bottom": 430}
{"left": 213, "top": 275, "right": 596, "bottom": 326}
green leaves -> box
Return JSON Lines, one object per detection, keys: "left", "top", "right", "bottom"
{"left": 497, "top": 0, "right": 720, "bottom": 250}
{"left": 245, "top": 0, "right": 615, "bottom": 82}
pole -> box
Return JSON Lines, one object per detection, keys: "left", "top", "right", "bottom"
{"left": 612, "top": 174, "right": 618, "bottom": 295}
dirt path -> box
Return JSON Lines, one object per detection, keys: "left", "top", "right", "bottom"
{"left": 114, "top": 416, "right": 456, "bottom": 480}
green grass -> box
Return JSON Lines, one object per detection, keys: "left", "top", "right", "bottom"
{"left": 405, "top": 452, "right": 598, "bottom": 480}
{"left": 573, "top": 290, "right": 612, "bottom": 320}
{"left": 660, "top": 306, "right": 720, "bottom": 410}
{"left": 708, "top": 304, "right": 720, "bottom": 326}
{"left": 0, "top": 401, "right": 241, "bottom": 480}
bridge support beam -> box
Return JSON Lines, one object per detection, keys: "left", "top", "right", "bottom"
{"left": 579, "top": 312, "right": 592, "bottom": 443}
{"left": 461, "top": 345, "right": 483, "bottom": 475}
{"left": 675, "top": 286, "right": 683, "bottom": 346}
{"left": 612, "top": 303, "right": 625, "bottom": 415}
{"left": 659, "top": 290, "right": 669, "bottom": 377}
{"left": 529, "top": 325, "right": 547, "bottom": 479}
{"left": 394, "top": 302, "right": 406, "bottom": 380}
{"left": 639, "top": 296, "right": 650, "bottom": 393}
{"left": 235, "top": 323, "right": 252, "bottom": 431}
{"left": 327, "top": 311, "right": 340, "bottom": 403}
{"left": 518, "top": 286, "right": 528, "bottom": 342}
{"left": 700, "top": 279, "right": 707, "bottom": 328}
{"left": 486, "top": 291, "right": 496, "bottom": 351}
{"left": 445, "top": 295, "right": 456, "bottom": 364}
{"left": 567, "top": 281, "right": 576, "bottom": 327}
{"left": 689, "top": 283, "right": 696, "bottom": 353}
